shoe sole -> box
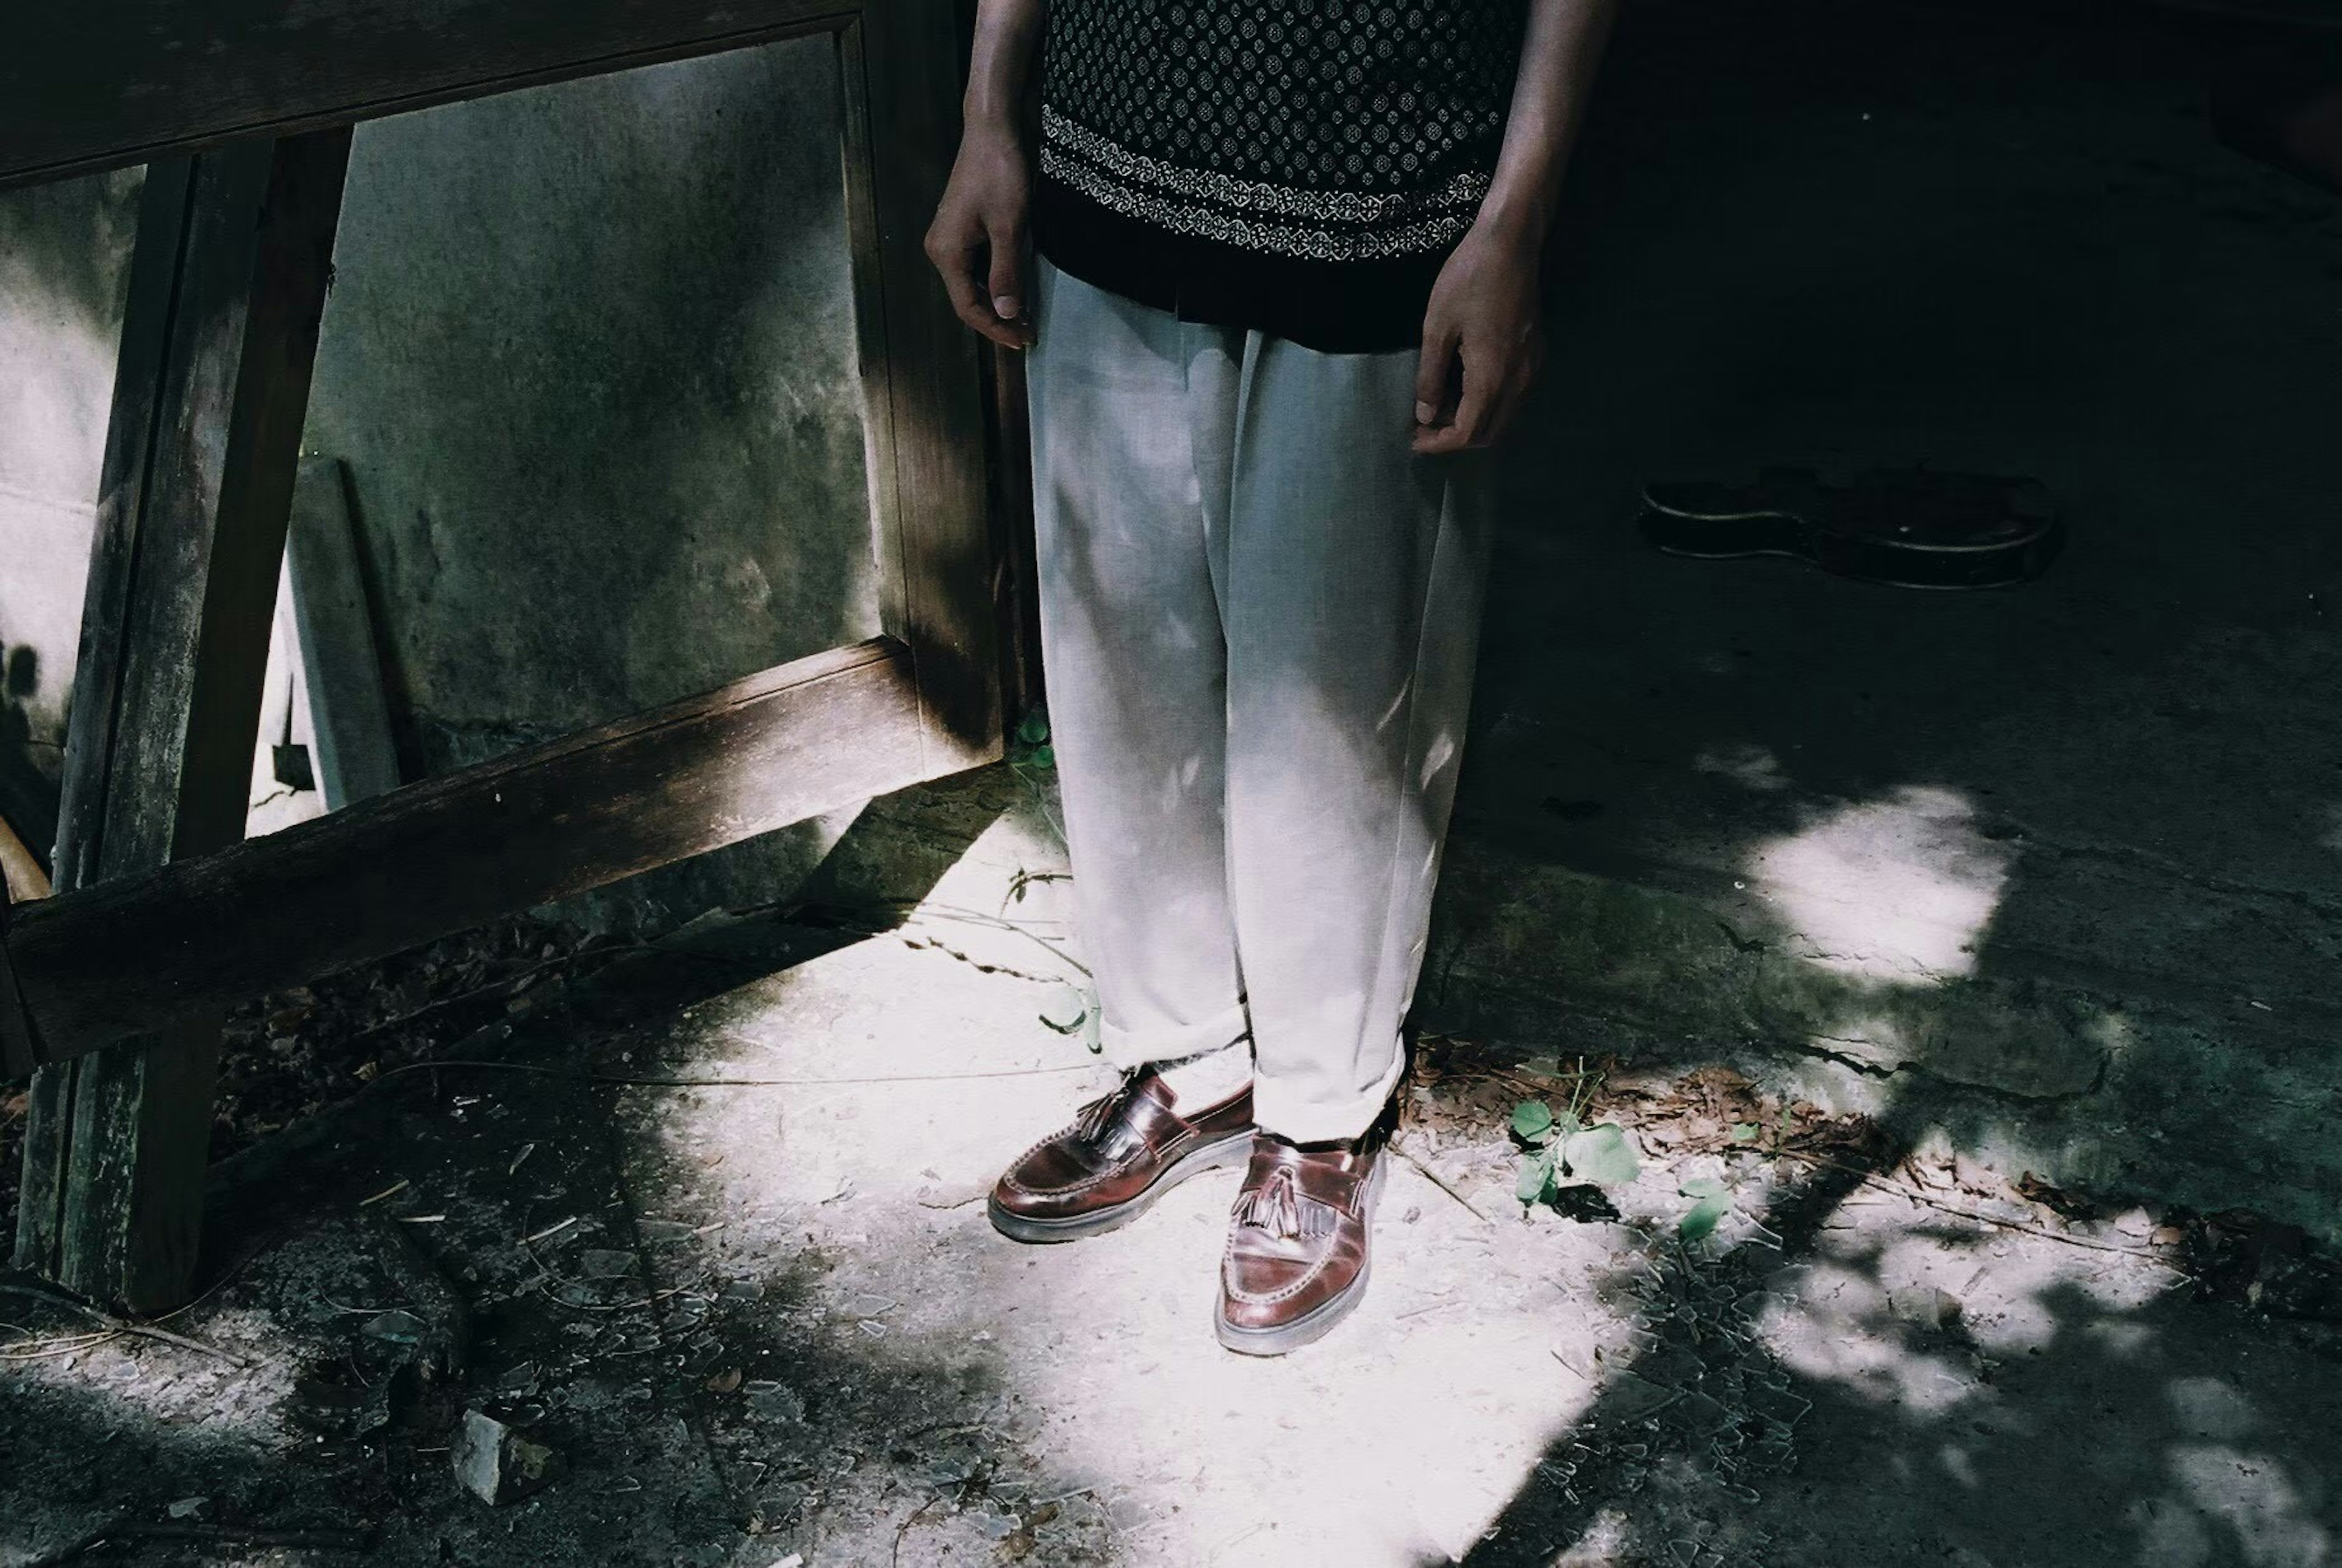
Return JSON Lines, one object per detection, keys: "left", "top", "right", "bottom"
{"left": 986, "top": 1128, "right": 1254, "bottom": 1244}
{"left": 1213, "top": 1157, "right": 1388, "bottom": 1358}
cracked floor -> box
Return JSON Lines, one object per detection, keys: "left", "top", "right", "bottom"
{"left": 5, "top": 776, "right": 2337, "bottom": 1567}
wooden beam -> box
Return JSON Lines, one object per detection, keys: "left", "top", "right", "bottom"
{"left": 0, "top": 892, "right": 40, "bottom": 1081}
{"left": 14, "top": 130, "right": 353, "bottom": 1312}
{"left": 0, "top": 812, "right": 52, "bottom": 905}
{"left": 7, "top": 637, "right": 925, "bottom": 1067}
{"left": 0, "top": 1, "right": 856, "bottom": 192}
{"left": 0, "top": 816, "right": 51, "bottom": 1079}
{"left": 858, "top": 2, "right": 1005, "bottom": 774}
{"left": 984, "top": 342, "right": 1042, "bottom": 725}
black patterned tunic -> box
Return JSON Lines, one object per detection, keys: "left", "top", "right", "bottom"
{"left": 1034, "top": 0, "right": 1530, "bottom": 353}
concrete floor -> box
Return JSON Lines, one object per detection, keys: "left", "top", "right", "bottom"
{"left": 3, "top": 771, "right": 2337, "bottom": 1567}
{"left": 1438, "top": 0, "right": 2342, "bottom": 1242}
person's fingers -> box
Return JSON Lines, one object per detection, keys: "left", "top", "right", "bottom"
{"left": 983, "top": 213, "right": 1030, "bottom": 339}
{"left": 1477, "top": 360, "right": 1539, "bottom": 448}
{"left": 931, "top": 227, "right": 1025, "bottom": 349}
{"left": 1449, "top": 341, "right": 1500, "bottom": 444}
{"left": 1413, "top": 339, "right": 1511, "bottom": 454}
{"left": 1478, "top": 376, "right": 1527, "bottom": 449}
{"left": 1414, "top": 322, "right": 1461, "bottom": 428}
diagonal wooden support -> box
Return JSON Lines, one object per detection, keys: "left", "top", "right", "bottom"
{"left": 3, "top": 636, "right": 925, "bottom": 1065}
{"left": 13, "top": 129, "right": 352, "bottom": 1312}
{"left": 0, "top": 887, "right": 43, "bottom": 1081}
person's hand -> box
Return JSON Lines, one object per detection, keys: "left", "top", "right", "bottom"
{"left": 1413, "top": 221, "right": 1545, "bottom": 454}
{"left": 925, "top": 124, "right": 1035, "bottom": 349}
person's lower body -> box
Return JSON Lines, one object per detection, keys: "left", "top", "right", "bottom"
{"left": 986, "top": 256, "right": 1497, "bottom": 1354}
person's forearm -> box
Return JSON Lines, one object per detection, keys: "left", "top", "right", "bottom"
{"left": 1476, "top": 0, "right": 1618, "bottom": 251}
{"left": 964, "top": 0, "right": 1048, "bottom": 141}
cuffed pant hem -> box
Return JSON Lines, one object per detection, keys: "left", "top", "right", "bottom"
{"left": 1249, "top": 1040, "right": 1406, "bottom": 1145}
{"left": 1100, "top": 1003, "right": 1253, "bottom": 1073}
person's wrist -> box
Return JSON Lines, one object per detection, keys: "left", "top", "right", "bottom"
{"left": 1469, "top": 192, "right": 1552, "bottom": 256}
{"left": 959, "top": 110, "right": 1025, "bottom": 155}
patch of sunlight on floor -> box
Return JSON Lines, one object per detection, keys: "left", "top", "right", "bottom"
{"left": 609, "top": 795, "right": 1624, "bottom": 1564}
{"left": 5, "top": 1305, "right": 304, "bottom": 1442}
{"left": 631, "top": 928, "right": 1616, "bottom": 1563}
{"left": 2166, "top": 1445, "right": 2333, "bottom": 1566}
{"left": 1744, "top": 784, "right": 2014, "bottom": 982}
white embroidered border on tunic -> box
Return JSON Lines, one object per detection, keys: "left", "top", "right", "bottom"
{"left": 1041, "top": 107, "right": 1489, "bottom": 260}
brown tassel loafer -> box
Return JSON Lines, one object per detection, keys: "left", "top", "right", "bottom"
{"left": 987, "top": 1068, "right": 1255, "bottom": 1243}
{"left": 1216, "top": 1132, "right": 1386, "bottom": 1356}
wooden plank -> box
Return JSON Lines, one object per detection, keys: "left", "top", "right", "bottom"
{"left": 0, "top": 815, "right": 52, "bottom": 1080}
{"left": 0, "top": 812, "right": 52, "bottom": 904}
{"left": 287, "top": 457, "right": 403, "bottom": 810}
{"left": 835, "top": 18, "right": 909, "bottom": 651}
{"left": 856, "top": 1, "right": 1005, "bottom": 775}
{"left": 7, "top": 153, "right": 196, "bottom": 1310}
{"left": 985, "top": 342, "right": 1043, "bottom": 725}
{"left": 4, "top": 637, "right": 924, "bottom": 1065}
{"left": 0, "top": 1, "right": 858, "bottom": 192}
{"left": 0, "top": 887, "right": 41, "bottom": 1081}
{"left": 13, "top": 130, "right": 353, "bottom": 1312}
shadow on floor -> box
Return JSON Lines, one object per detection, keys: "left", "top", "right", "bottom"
{"left": 1430, "top": 0, "right": 2342, "bottom": 1559}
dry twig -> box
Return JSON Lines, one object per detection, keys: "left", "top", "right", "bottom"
{"left": 1388, "top": 1139, "right": 1495, "bottom": 1225}
{"left": 0, "top": 1283, "right": 250, "bottom": 1367}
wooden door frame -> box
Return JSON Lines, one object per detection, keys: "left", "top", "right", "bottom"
{"left": 1, "top": 1, "right": 1020, "bottom": 1308}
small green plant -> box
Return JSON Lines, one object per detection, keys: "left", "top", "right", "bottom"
{"left": 1511, "top": 1067, "right": 1641, "bottom": 1211}
{"left": 1677, "top": 1175, "right": 1734, "bottom": 1243}
{"left": 1009, "top": 706, "right": 1055, "bottom": 771}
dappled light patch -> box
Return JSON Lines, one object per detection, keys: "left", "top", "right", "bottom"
{"left": 1746, "top": 785, "right": 2014, "bottom": 984}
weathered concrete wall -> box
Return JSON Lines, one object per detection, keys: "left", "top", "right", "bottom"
{"left": 0, "top": 170, "right": 141, "bottom": 868}
{"left": 293, "top": 34, "right": 883, "bottom": 925}
{"left": 0, "top": 37, "right": 886, "bottom": 925}
{"left": 301, "top": 35, "right": 880, "bottom": 777}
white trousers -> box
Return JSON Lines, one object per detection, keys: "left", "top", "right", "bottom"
{"left": 1023, "top": 258, "right": 1497, "bottom": 1143}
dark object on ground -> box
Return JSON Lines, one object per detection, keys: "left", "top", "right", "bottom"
{"left": 2014, "top": 1170, "right": 2105, "bottom": 1221}
{"left": 1638, "top": 467, "right": 2063, "bottom": 589}
{"left": 2182, "top": 1208, "right": 2342, "bottom": 1322}
{"left": 2211, "top": 51, "right": 2342, "bottom": 196}
{"left": 271, "top": 741, "right": 317, "bottom": 792}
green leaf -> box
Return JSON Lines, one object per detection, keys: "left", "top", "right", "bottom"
{"left": 1730, "top": 1122, "right": 1761, "bottom": 1144}
{"left": 1511, "top": 1100, "right": 1555, "bottom": 1141}
{"left": 1678, "top": 1176, "right": 1733, "bottom": 1243}
{"left": 1017, "top": 709, "right": 1051, "bottom": 745}
{"left": 1558, "top": 1123, "right": 1641, "bottom": 1187}
{"left": 1516, "top": 1151, "right": 1554, "bottom": 1205}
{"left": 1555, "top": 1108, "right": 1585, "bottom": 1140}
{"left": 1030, "top": 744, "right": 1055, "bottom": 770}
{"left": 1680, "top": 1197, "right": 1730, "bottom": 1243}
